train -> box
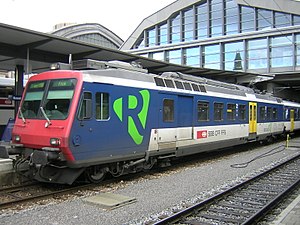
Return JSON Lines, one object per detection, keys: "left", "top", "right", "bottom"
{"left": 0, "top": 77, "right": 14, "bottom": 137}
{"left": 0, "top": 59, "right": 299, "bottom": 184}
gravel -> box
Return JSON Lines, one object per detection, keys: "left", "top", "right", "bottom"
{"left": 0, "top": 139, "right": 299, "bottom": 225}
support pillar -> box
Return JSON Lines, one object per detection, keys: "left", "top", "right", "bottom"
{"left": 14, "top": 65, "right": 24, "bottom": 117}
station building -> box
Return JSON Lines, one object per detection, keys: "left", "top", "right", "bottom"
{"left": 121, "top": 0, "right": 300, "bottom": 101}
{"left": 51, "top": 23, "right": 123, "bottom": 49}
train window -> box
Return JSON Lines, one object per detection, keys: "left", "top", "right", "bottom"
{"left": 154, "top": 77, "right": 165, "bottom": 87}
{"left": 78, "top": 92, "right": 92, "bottom": 120}
{"left": 259, "top": 106, "right": 266, "bottom": 120}
{"left": 294, "top": 109, "right": 298, "bottom": 120}
{"left": 214, "top": 103, "right": 224, "bottom": 121}
{"left": 238, "top": 104, "right": 246, "bottom": 120}
{"left": 199, "top": 85, "right": 207, "bottom": 92}
{"left": 284, "top": 108, "right": 289, "bottom": 120}
{"left": 0, "top": 86, "right": 13, "bottom": 105}
{"left": 227, "top": 103, "right": 236, "bottom": 121}
{"left": 96, "top": 92, "right": 109, "bottom": 120}
{"left": 267, "top": 107, "right": 272, "bottom": 120}
{"left": 164, "top": 79, "right": 175, "bottom": 88}
{"left": 163, "top": 99, "right": 174, "bottom": 122}
{"left": 174, "top": 81, "right": 184, "bottom": 89}
{"left": 44, "top": 79, "right": 76, "bottom": 120}
{"left": 197, "top": 101, "right": 209, "bottom": 121}
{"left": 183, "top": 82, "right": 192, "bottom": 90}
{"left": 20, "top": 81, "right": 46, "bottom": 119}
{"left": 192, "top": 84, "right": 200, "bottom": 92}
{"left": 273, "top": 108, "right": 278, "bottom": 120}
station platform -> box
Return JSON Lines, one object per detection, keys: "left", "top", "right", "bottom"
{"left": 272, "top": 193, "right": 300, "bottom": 225}
{"left": 0, "top": 157, "right": 14, "bottom": 186}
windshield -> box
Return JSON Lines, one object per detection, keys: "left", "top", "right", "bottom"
{"left": 20, "top": 78, "right": 77, "bottom": 120}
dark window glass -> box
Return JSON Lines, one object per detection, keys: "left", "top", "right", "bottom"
{"left": 164, "top": 79, "right": 175, "bottom": 88}
{"left": 273, "top": 108, "right": 278, "bottom": 120}
{"left": 238, "top": 104, "right": 246, "bottom": 120}
{"left": 267, "top": 107, "right": 272, "bottom": 120}
{"left": 192, "top": 84, "right": 200, "bottom": 92}
{"left": 214, "top": 102, "right": 223, "bottom": 121}
{"left": 154, "top": 77, "right": 165, "bottom": 87}
{"left": 163, "top": 99, "right": 174, "bottom": 122}
{"left": 227, "top": 103, "right": 236, "bottom": 121}
{"left": 183, "top": 82, "right": 192, "bottom": 90}
{"left": 198, "top": 101, "right": 209, "bottom": 121}
{"left": 96, "top": 92, "right": 109, "bottom": 120}
{"left": 199, "top": 85, "right": 207, "bottom": 92}
{"left": 175, "top": 81, "right": 184, "bottom": 89}
{"left": 260, "top": 106, "right": 266, "bottom": 120}
{"left": 79, "top": 92, "right": 92, "bottom": 120}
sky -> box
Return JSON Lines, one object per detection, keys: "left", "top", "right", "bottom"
{"left": 0, "top": 0, "right": 175, "bottom": 40}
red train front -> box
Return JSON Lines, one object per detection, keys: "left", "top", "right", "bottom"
{"left": 11, "top": 70, "right": 84, "bottom": 184}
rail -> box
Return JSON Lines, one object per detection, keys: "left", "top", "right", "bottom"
{"left": 154, "top": 153, "right": 300, "bottom": 225}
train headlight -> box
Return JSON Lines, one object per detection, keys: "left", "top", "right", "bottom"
{"left": 50, "top": 138, "right": 60, "bottom": 146}
{"left": 14, "top": 135, "right": 21, "bottom": 142}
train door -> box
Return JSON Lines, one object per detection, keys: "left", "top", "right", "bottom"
{"left": 290, "top": 109, "right": 295, "bottom": 132}
{"left": 177, "top": 95, "right": 193, "bottom": 140}
{"left": 158, "top": 94, "right": 177, "bottom": 151}
{"left": 249, "top": 102, "right": 257, "bottom": 139}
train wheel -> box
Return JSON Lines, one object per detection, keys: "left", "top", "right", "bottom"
{"left": 85, "top": 166, "right": 107, "bottom": 183}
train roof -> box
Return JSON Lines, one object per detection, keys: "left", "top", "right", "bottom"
{"left": 47, "top": 59, "right": 299, "bottom": 106}
{"left": 72, "top": 59, "right": 282, "bottom": 104}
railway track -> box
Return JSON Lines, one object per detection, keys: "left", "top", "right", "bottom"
{"left": 0, "top": 182, "right": 94, "bottom": 210}
{"left": 154, "top": 153, "right": 300, "bottom": 225}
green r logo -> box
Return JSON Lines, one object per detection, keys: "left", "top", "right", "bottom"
{"left": 113, "top": 90, "right": 150, "bottom": 145}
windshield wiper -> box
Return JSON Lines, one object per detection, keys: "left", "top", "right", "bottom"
{"left": 18, "top": 107, "right": 26, "bottom": 124}
{"left": 40, "top": 106, "right": 51, "bottom": 127}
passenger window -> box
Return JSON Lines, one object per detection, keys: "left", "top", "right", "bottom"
{"left": 273, "top": 108, "right": 278, "bottom": 120}
{"left": 96, "top": 92, "right": 109, "bottom": 120}
{"left": 238, "top": 104, "right": 246, "bottom": 120}
{"left": 78, "top": 92, "right": 92, "bottom": 120}
{"left": 284, "top": 108, "right": 289, "bottom": 120}
{"left": 163, "top": 99, "right": 174, "bottom": 122}
{"left": 197, "top": 101, "right": 209, "bottom": 121}
{"left": 214, "top": 103, "right": 223, "bottom": 121}
{"left": 267, "top": 107, "right": 272, "bottom": 120}
{"left": 260, "top": 106, "right": 266, "bottom": 120}
{"left": 227, "top": 103, "right": 236, "bottom": 121}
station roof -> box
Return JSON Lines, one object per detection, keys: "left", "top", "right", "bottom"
{"left": 0, "top": 23, "right": 266, "bottom": 85}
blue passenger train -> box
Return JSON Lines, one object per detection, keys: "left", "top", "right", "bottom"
{"left": 1, "top": 59, "right": 299, "bottom": 184}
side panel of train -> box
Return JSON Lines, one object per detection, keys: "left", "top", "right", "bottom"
{"left": 282, "top": 106, "right": 300, "bottom": 132}
{"left": 0, "top": 84, "right": 14, "bottom": 137}
{"left": 68, "top": 82, "right": 299, "bottom": 169}
{"left": 68, "top": 82, "right": 158, "bottom": 167}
